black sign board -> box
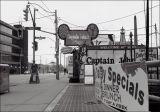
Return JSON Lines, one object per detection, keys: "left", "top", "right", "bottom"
{"left": 58, "top": 24, "right": 99, "bottom": 46}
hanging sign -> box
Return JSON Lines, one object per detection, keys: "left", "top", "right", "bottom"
{"left": 61, "top": 46, "right": 73, "bottom": 54}
{"left": 58, "top": 23, "right": 99, "bottom": 46}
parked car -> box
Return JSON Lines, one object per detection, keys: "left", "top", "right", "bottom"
{"left": 24, "top": 70, "right": 30, "bottom": 74}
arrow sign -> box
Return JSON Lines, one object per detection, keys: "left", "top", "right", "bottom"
{"left": 35, "top": 36, "right": 46, "bottom": 40}
{"left": 25, "top": 27, "right": 41, "bottom": 30}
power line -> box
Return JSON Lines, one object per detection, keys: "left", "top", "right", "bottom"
{"left": 59, "top": 18, "right": 85, "bottom": 28}
{"left": 41, "top": 0, "right": 52, "bottom": 13}
{"left": 9, "top": 14, "right": 54, "bottom": 24}
{"left": 28, "top": 1, "right": 54, "bottom": 13}
{"left": 40, "top": 0, "right": 55, "bottom": 27}
{"left": 95, "top": 4, "right": 159, "bottom": 25}
{"left": 99, "top": 25, "right": 154, "bottom": 32}
{"left": 59, "top": 4, "right": 159, "bottom": 28}
{"left": 29, "top": 1, "right": 54, "bottom": 22}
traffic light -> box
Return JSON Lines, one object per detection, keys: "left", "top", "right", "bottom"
{"left": 35, "top": 41, "right": 38, "bottom": 51}
{"left": 23, "top": 5, "right": 29, "bottom": 21}
{"left": 18, "top": 28, "right": 23, "bottom": 38}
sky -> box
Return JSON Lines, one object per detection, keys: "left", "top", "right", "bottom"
{"left": 1, "top": 0, "right": 160, "bottom": 65}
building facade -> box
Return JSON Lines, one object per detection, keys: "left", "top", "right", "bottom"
{"left": 0, "top": 20, "right": 28, "bottom": 74}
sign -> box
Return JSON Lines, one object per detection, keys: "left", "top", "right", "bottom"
{"left": 66, "top": 56, "right": 73, "bottom": 78}
{"left": 25, "top": 27, "right": 41, "bottom": 30}
{"left": 86, "top": 50, "right": 134, "bottom": 64}
{"left": 84, "top": 65, "right": 94, "bottom": 84}
{"left": 87, "top": 45, "right": 136, "bottom": 50}
{"left": 65, "top": 31, "right": 91, "bottom": 46}
{"left": 85, "top": 46, "right": 158, "bottom": 64}
{"left": 135, "top": 48, "right": 158, "bottom": 61}
{"left": 58, "top": 24, "right": 99, "bottom": 46}
{"left": 35, "top": 36, "right": 46, "bottom": 40}
{"left": 84, "top": 77, "right": 94, "bottom": 84}
{"left": 61, "top": 46, "right": 73, "bottom": 54}
{"left": 95, "top": 62, "right": 148, "bottom": 111}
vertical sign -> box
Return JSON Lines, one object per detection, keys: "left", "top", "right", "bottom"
{"left": 84, "top": 65, "right": 94, "bottom": 84}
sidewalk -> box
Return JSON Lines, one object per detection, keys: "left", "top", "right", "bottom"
{"left": 52, "top": 84, "right": 116, "bottom": 112}
{"left": 1, "top": 73, "right": 118, "bottom": 112}
{"left": 0, "top": 73, "right": 68, "bottom": 112}
{"left": 52, "top": 84, "right": 118, "bottom": 112}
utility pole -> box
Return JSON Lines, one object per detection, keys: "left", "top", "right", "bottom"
{"left": 159, "top": 0, "right": 160, "bottom": 48}
{"left": 55, "top": 10, "right": 59, "bottom": 80}
{"left": 130, "top": 32, "right": 133, "bottom": 62}
{"left": 27, "top": 5, "right": 40, "bottom": 83}
{"left": 134, "top": 16, "right": 138, "bottom": 45}
{"left": 155, "top": 24, "right": 158, "bottom": 47}
{"left": 146, "top": 0, "right": 149, "bottom": 61}
{"left": 33, "top": 8, "right": 37, "bottom": 65}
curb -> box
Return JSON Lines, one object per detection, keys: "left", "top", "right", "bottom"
{"left": 43, "top": 85, "right": 69, "bottom": 112}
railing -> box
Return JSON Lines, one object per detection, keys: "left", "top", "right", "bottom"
{"left": 146, "top": 60, "right": 160, "bottom": 111}
{"left": 146, "top": 60, "right": 160, "bottom": 80}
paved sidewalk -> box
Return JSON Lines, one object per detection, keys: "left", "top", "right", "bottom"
{"left": 52, "top": 84, "right": 118, "bottom": 112}
{"left": 0, "top": 73, "right": 68, "bottom": 112}
{"left": 1, "top": 74, "right": 118, "bottom": 112}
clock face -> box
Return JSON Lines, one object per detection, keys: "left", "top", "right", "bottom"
{"left": 87, "top": 24, "right": 99, "bottom": 40}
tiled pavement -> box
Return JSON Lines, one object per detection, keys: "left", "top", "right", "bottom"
{"left": 52, "top": 84, "right": 118, "bottom": 112}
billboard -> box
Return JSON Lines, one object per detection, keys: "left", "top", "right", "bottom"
{"left": 95, "top": 62, "right": 148, "bottom": 111}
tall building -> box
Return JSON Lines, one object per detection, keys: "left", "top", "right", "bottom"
{"left": 0, "top": 20, "right": 28, "bottom": 74}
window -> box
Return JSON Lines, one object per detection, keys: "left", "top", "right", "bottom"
{"left": 0, "top": 34, "right": 12, "bottom": 44}
{"left": 1, "top": 53, "right": 12, "bottom": 62}
{"left": 0, "top": 44, "right": 12, "bottom": 52}
{"left": 0, "top": 25, "right": 12, "bottom": 35}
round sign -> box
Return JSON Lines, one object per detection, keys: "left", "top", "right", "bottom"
{"left": 58, "top": 24, "right": 70, "bottom": 40}
{"left": 87, "top": 23, "right": 99, "bottom": 40}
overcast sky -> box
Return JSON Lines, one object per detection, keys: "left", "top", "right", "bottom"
{"left": 1, "top": 0, "right": 160, "bottom": 64}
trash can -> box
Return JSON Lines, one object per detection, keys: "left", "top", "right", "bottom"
{"left": 0, "top": 64, "right": 10, "bottom": 93}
